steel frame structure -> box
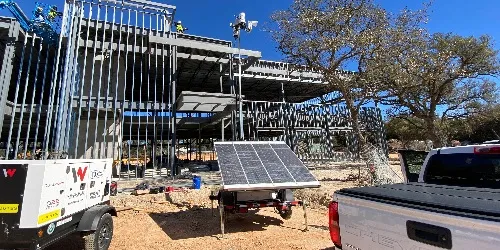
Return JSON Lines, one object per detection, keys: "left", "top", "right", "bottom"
{"left": 0, "top": 0, "right": 387, "bottom": 180}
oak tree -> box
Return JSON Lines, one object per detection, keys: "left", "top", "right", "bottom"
{"left": 379, "top": 29, "right": 500, "bottom": 146}
{"left": 269, "top": 0, "right": 393, "bottom": 158}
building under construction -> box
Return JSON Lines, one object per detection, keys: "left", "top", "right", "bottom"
{"left": 0, "top": 0, "right": 387, "bottom": 179}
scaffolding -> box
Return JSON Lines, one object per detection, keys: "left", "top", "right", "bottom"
{"left": 0, "top": 0, "right": 388, "bottom": 180}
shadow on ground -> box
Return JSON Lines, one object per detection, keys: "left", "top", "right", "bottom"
{"left": 44, "top": 233, "right": 85, "bottom": 250}
{"left": 164, "top": 192, "right": 193, "bottom": 209}
{"left": 310, "top": 224, "right": 329, "bottom": 231}
{"left": 318, "top": 175, "right": 359, "bottom": 182}
{"left": 307, "top": 163, "right": 363, "bottom": 171}
{"left": 149, "top": 208, "right": 284, "bottom": 240}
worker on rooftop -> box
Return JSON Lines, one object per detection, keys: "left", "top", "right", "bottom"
{"left": 174, "top": 20, "right": 187, "bottom": 33}
{"left": 47, "top": 6, "right": 62, "bottom": 22}
{"left": 34, "top": 6, "right": 45, "bottom": 22}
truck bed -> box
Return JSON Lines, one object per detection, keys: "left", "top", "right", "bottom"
{"left": 337, "top": 182, "right": 500, "bottom": 221}
{"left": 335, "top": 183, "right": 500, "bottom": 250}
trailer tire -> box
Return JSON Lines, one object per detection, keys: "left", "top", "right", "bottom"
{"left": 83, "top": 213, "right": 114, "bottom": 250}
{"left": 278, "top": 208, "right": 293, "bottom": 220}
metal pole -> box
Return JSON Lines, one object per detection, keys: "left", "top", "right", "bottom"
{"left": 137, "top": 7, "right": 145, "bottom": 179}
{"left": 220, "top": 63, "right": 224, "bottom": 141}
{"left": 129, "top": 9, "right": 139, "bottom": 179}
{"left": 112, "top": 2, "right": 126, "bottom": 165}
{"left": 83, "top": 2, "right": 102, "bottom": 159}
{"left": 74, "top": 1, "right": 94, "bottom": 159}
{"left": 24, "top": 35, "right": 44, "bottom": 157}
{"left": 170, "top": 46, "right": 177, "bottom": 176}
{"left": 219, "top": 200, "right": 225, "bottom": 238}
{"left": 33, "top": 37, "right": 52, "bottom": 156}
{"left": 61, "top": 2, "right": 85, "bottom": 155}
{"left": 121, "top": 8, "right": 132, "bottom": 180}
{"left": 152, "top": 13, "right": 160, "bottom": 176}
{"left": 281, "top": 82, "right": 285, "bottom": 102}
{"left": 44, "top": 0, "right": 73, "bottom": 156}
{"left": 6, "top": 31, "right": 28, "bottom": 159}
{"left": 166, "top": 43, "right": 172, "bottom": 175}
{"left": 238, "top": 36, "right": 244, "bottom": 141}
{"left": 54, "top": 2, "right": 78, "bottom": 153}
{"left": 198, "top": 123, "right": 201, "bottom": 161}
{"left": 0, "top": 22, "right": 19, "bottom": 142}
{"left": 14, "top": 34, "right": 36, "bottom": 158}
{"left": 303, "top": 200, "right": 308, "bottom": 231}
{"left": 92, "top": 2, "right": 110, "bottom": 159}
{"left": 229, "top": 56, "right": 235, "bottom": 141}
{"left": 159, "top": 16, "right": 167, "bottom": 177}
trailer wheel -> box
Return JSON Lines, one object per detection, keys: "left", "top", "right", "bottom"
{"left": 278, "top": 207, "right": 293, "bottom": 220}
{"left": 83, "top": 213, "right": 114, "bottom": 250}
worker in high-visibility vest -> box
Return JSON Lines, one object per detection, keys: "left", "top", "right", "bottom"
{"left": 175, "top": 21, "right": 187, "bottom": 33}
{"left": 34, "top": 6, "right": 45, "bottom": 22}
{"left": 47, "top": 6, "right": 62, "bottom": 22}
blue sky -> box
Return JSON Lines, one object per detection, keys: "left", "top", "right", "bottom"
{"left": 7, "top": 0, "right": 500, "bottom": 116}
{"left": 11, "top": 0, "right": 500, "bottom": 62}
{"left": 173, "top": 0, "right": 500, "bottom": 62}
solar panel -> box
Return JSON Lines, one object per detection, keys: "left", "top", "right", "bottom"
{"left": 214, "top": 141, "right": 321, "bottom": 191}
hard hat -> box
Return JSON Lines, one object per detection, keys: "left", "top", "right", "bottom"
{"left": 177, "top": 20, "right": 181, "bottom": 24}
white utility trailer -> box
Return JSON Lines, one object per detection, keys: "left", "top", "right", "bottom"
{"left": 0, "top": 159, "right": 116, "bottom": 250}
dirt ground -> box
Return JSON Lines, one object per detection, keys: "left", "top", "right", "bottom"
{"left": 47, "top": 161, "right": 403, "bottom": 250}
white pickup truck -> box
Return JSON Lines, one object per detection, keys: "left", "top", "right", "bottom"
{"left": 329, "top": 142, "right": 500, "bottom": 250}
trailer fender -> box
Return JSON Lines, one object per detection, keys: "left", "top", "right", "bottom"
{"left": 77, "top": 205, "right": 117, "bottom": 232}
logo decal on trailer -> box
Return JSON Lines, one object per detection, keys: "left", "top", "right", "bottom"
{"left": 38, "top": 209, "right": 61, "bottom": 224}
{"left": 47, "top": 223, "right": 55, "bottom": 235}
{"left": 2, "top": 169, "right": 16, "bottom": 178}
{"left": 56, "top": 216, "right": 72, "bottom": 227}
{"left": 89, "top": 191, "right": 101, "bottom": 199}
{"left": 72, "top": 166, "right": 88, "bottom": 182}
{"left": 67, "top": 191, "right": 85, "bottom": 199}
{"left": 46, "top": 199, "right": 60, "bottom": 209}
{"left": 90, "top": 170, "right": 103, "bottom": 179}
{"left": 0, "top": 204, "right": 19, "bottom": 214}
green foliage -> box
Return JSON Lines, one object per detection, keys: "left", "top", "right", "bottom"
{"left": 385, "top": 116, "right": 426, "bottom": 142}
{"left": 402, "top": 151, "right": 428, "bottom": 174}
{"left": 269, "top": 0, "right": 390, "bottom": 103}
{"left": 387, "top": 104, "right": 500, "bottom": 145}
{"left": 377, "top": 15, "right": 500, "bottom": 146}
{"left": 448, "top": 104, "right": 500, "bottom": 142}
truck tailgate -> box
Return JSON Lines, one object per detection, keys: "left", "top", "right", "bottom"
{"left": 335, "top": 184, "right": 500, "bottom": 250}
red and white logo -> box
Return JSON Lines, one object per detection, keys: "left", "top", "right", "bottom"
{"left": 2, "top": 169, "right": 16, "bottom": 178}
{"left": 72, "top": 166, "right": 88, "bottom": 182}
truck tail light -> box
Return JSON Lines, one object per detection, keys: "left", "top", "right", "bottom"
{"left": 474, "top": 146, "right": 500, "bottom": 154}
{"left": 329, "top": 201, "right": 341, "bottom": 248}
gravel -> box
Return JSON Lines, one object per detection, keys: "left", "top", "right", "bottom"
{"left": 46, "top": 162, "right": 403, "bottom": 250}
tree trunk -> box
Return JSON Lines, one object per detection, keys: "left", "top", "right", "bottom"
{"left": 350, "top": 110, "right": 368, "bottom": 161}
{"left": 345, "top": 99, "right": 370, "bottom": 186}
{"left": 424, "top": 117, "right": 443, "bottom": 148}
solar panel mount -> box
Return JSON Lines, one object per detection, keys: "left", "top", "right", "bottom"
{"left": 214, "top": 141, "right": 321, "bottom": 191}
